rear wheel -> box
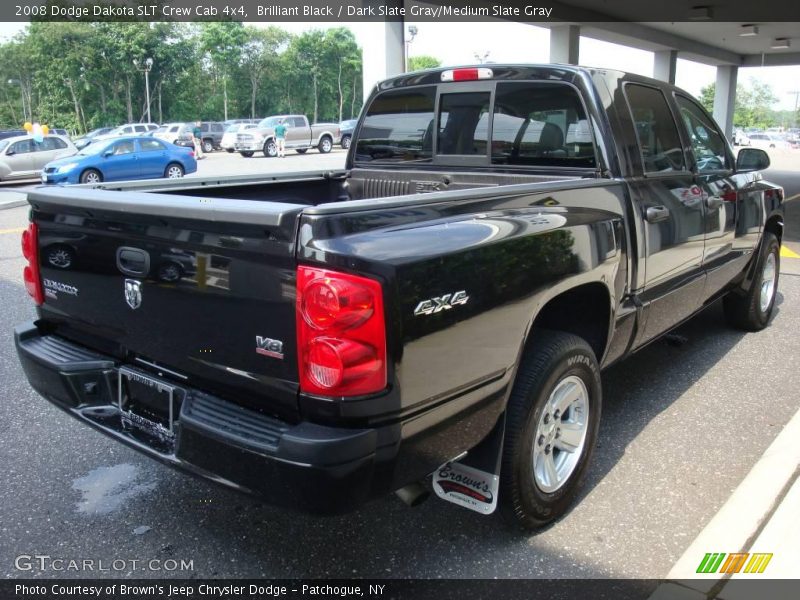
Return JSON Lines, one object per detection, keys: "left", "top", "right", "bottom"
{"left": 341, "top": 135, "right": 351, "bottom": 149}
{"left": 164, "top": 163, "right": 184, "bottom": 179}
{"left": 225, "top": 148, "right": 234, "bottom": 153}
{"left": 202, "top": 139, "right": 214, "bottom": 153}
{"left": 723, "top": 232, "right": 780, "bottom": 331}
{"left": 318, "top": 136, "right": 332, "bottom": 154}
{"left": 240, "top": 151, "right": 254, "bottom": 158}
{"left": 264, "top": 139, "right": 278, "bottom": 158}
{"left": 79, "top": 169, "right": 102, "bottom": 184}
{"left": 499, "top": 330, "right": 602, "bottom": 531}
{"left": 296, "top": 148, "right": 308, "bottom": 154}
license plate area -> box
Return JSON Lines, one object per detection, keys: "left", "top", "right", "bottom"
{"left": 118, "top": 367, "right": 183, "bottom": 442}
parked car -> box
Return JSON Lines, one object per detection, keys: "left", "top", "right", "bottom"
{"left": 221, "top": 123, "right": 257, "bottom": 152}
{"left": 0, "top": 134, "right": 77, "bottom": 181}
{"left": 93, "top": 123, "right": 159, "bottom": 143}
{"left": 339, "top": 119, "right": 357, "bottom": 149}
{"left": 235, "top": 114, "right": 339, "bottom": 157}
{"left": 748, "top": 132, "right": 791, "bottom": 150}
{"left": 0, "top": 129, "right": 27, "bottom": 141}
{"left": 151, "top": 123, "right": 193, "bottom": 144}
{"left": 16, "top": 65, "right": 783, "bottom": 530}
{"left": 732, "top": 129, "right": 750, "bottom": 146}
{"left": 197, "top": 121, "right": 226, "bottom": 153}
{"left": 72, "top": 127, "right": 115, "bottom": 150}
{"left": 41, "top": 136, "right": 196, "bottom": 184}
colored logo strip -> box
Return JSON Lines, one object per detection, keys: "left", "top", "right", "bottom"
{"left": 696, "top": 552, "right": 773, "bottom": 574}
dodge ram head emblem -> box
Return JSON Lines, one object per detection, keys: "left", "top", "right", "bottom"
{"left": 124, "top": 279, "right": 142, "bottom": 310}
{"left": 414, "top": 291, "right": 469, "bottom": 316}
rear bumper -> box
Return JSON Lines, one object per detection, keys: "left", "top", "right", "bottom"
{"left": 14, "top": 322, "right": 389, "bottom": 514}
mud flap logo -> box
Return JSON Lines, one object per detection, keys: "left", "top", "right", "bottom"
{"left": 433, "top": 462, "right": 498, "bottom": 514}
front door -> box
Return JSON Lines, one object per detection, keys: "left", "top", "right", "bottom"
{"left": 4, "top": 138, "right": 35, "bottom": 179}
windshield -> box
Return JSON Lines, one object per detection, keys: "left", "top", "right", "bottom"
{"left": 258, "top": 117, "right": 282, "bottom": 128}
{"left": 77, "top": 139, "right": 115, "bottom": 155}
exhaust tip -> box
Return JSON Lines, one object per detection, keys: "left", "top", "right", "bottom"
{"left": 395, "top": 482, "right": 430, "bottom": 507}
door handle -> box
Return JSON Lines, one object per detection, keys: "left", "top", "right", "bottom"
{"left": 706, "top": 196, "right": 724, "bottom": 210}
{"left": 645, "top": 206, "right": 670, "bottom": 223}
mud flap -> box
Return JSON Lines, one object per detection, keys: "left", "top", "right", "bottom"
{"left": 432, "top": 415, "right": 505, "bottom": 515}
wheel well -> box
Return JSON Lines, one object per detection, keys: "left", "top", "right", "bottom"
{"left": 528, "top": 283, "right": 611, "bottom": 361}
{"left": 765, "top": 215, "right": 783, "bottom": 244}
{"left": 320, "top": 134, "right": 332, "bottom": 142}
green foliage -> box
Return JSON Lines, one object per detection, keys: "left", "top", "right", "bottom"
{"left": 0, "top": 23, "right": 364, "bottom": 133}
{"left": 699, "top": 78, "right": 781, "bottom": 129}
{"left": 408, "top": 55, "right": 441, "bottom": 71}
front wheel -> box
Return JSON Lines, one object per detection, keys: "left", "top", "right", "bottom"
{"left": 225, "top": 148, "right": 234, "bottom": 153}
{"left": 318, "top": 136, "right": 332, "bottom": 154}
{"left": 164, "top": 163, "right": 184, "bottom": 179}
{"left": 499, "top": 330, "right": 602, "bottom": 531}
{"left": 264, "top": 139, "right": 278, "bottom": 158}
{"left": 723, "top": 232, "right": 780, "bottom": 331}
{"left": 202, "top": 139, "right": 214, "bottom": 154}
{"left": 80, "top": 169, "right": 102, "bottom": 184}
{"left": 240, "top": 151, "right": 254, "bottom": 158}
{"left": 296, "top": 148, "right": 308, "bottom": 154}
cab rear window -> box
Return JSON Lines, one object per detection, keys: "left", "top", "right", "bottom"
{"left": 356, "top": 81, "right": 597, "bottom": 168}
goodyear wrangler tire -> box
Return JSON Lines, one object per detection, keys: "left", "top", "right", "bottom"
{"left": 499, "top": 330, "right": 602, "bottom": 531}
{"left": 723, "top": 232, "right": 780, "bottom": 331}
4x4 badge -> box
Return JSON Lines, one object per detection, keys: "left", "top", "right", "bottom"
{"left": 125, "top": 279, "right": 142, "bottom": 310}
{"left": 413, "top": 291, "right": 469, "bottom": 316}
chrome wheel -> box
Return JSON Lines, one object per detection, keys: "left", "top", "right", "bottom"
{"left": 82, "top": 170, "right": 101, "bottom": 184}
{"left": 265, "top": 141, "right": 277, "bottom": 157}
{"left": 341, "top": 136, "right": 351, "bottom": 149}
{"left": 759, "top": 252, "right": 777, "bottom": 313}
{"left": 320, "top": 137, "right": 332, "bottom": 153}
{"left": 166, "top": 165, "right": 183, "bottom": 179}
{"left": 532, "top": 375, "right": 589, "bottom": 493}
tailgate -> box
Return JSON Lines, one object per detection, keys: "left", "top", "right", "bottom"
{"left": 28, "top": 187, "right": 304, "bottom": 418}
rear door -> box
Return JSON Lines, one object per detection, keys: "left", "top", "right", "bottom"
{"left": 622, "top": 82, "right": 706, "bottom": 343}
{"left": 3, "top": 139, "right": 35, "bottom": 178}
{"left": 286, "top": 117, "right": 309, "bottom": 147}
{"left": 136, "top": 138, "right": 168, "bottom": 178}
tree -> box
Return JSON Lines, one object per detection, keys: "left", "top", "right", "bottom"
{"left": 699, "top": 78, "right": 779, "bottom": 129}
{"left": 240, "top": 26, "right": 288, "bottom": 119}
{"left": 200, "top": 22, "right": 248, "bottom": 121}
{"left": 409, "top": 55, "right": 441, "bottom": 71}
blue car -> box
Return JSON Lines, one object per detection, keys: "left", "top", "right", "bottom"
{"left": 42, "top": 136, "right": 197, "bottom": 184}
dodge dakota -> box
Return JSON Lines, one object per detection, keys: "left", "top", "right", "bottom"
{"left": 15, "top": 65, "right": 783, "bottom": 530}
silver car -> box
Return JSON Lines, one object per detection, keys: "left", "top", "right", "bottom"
{"left": 0, "top": 135, "right": 77, "bottom": 182}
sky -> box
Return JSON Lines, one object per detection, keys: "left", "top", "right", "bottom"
{"left": 1, "top": 20, "right": 798, "bottom": 110}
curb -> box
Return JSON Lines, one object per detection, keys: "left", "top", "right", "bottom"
{"left": 0, "top": 199, "right": 28, "bottom": 210}
{"left": 649, "top": 405, "right": 800, "bottom": 597}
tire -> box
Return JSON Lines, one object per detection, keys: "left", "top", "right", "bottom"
{"left": 45, "top": 245, "right": 75, "bottom": 269}
{"left": 240, "top": 151, "right": 254, "bottom": 158}
{"left": 296, "top": 148, "right": 308, "bottom": 154}
{"left": 164, "top": 163, "right": 184, "bottom": 179}
{"left": 202, "top": 139, "right": 214, "bottom": 154}
{"left": 341, "top": 135, "right": 351, "bottom": 150}
{"left": 156, "top": 262, "right": 183, "bottom": 282}
{"left": 499, "top": 330, "right": 602, "bottom": 531}
{"left": 225, "top": 148, "right": 234, "bottom": 153}
{"left": 318, "top": 136, "right": 332, "bottom": 154}
{"left": 264, "top": 139, "right": 278, "bottom": 158}
{"left": 79, "top": 169, "right": 102, "bottom": 184}
{"left": 723, "top": 232, "right": 780, "bottom": 331}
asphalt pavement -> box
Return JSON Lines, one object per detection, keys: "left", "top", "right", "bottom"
{"left": 1, "top": 156, "right": 799, "bottom": 580}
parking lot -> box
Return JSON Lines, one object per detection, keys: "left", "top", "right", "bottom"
{"left": 1, "top": 150, "right": 799, "bottom": 580}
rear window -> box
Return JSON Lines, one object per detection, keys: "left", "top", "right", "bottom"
{"left": 356, "top": 82, "right": 596, "bottom": 168}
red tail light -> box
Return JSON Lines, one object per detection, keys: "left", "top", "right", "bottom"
{"left": 441, "top": 68, "right": 494, "bottom": 82}
{"left": 21, "top": 223, "right": 44, "bottom": 305}
{"left": 297, "top": 266, "right": 386, "bottom": 397}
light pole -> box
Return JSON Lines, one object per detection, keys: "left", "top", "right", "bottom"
{"left": 405, "top": 25, "right": 418, "bottom": 72}
{"left": 7, "top": 78, "right": 25, "bottom": 123}
{"left": 789, "top": 91, "right": 800, "bottom": 127}
{"left": 133, "top": 58, "right": 154, "bottom": 123}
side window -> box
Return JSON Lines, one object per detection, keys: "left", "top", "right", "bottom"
{"left": 10, "top": 139, "right": 32, "bottom": 154}
{"left": 122, "top": 126, "right": 133, "bottom": 134}
{"left": 112, "top": 141, "right": 135, "bottom": 155}
{"left": 437, "top": 92, "right": 491, "bottom": 155}
{"left": 624, "top": 84, "right": 686, "bottom": 173}
{"left": 675, "top": 95, "right": 730, "bottom": 171}
{"left": 140, "top": 139, "right": 164, "bottom": 152}
{"left": 212, "top": 123, "right": 223, "bottom": 133}
{"left": 40, "top": 137, "right": 67, "bottom": 150}
{"left": 291, "top": 117, "right": 303, "bottom": 128}
{"left": 201, "top": 124, "right": 209, "bottom": 132}
{"left": 134, "top": 125, "right": 146, "bottom": 133}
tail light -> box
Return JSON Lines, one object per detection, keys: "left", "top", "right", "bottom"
{"left": 296, "top": 266, "right": 386, "bottom": 397}
{"left": 765, "top": 187, "right": 784, "bottom": 203}
{"left": 21, "top": 223, "right": 44, "bottom": 305}
{"left": 441, "top": 68, "right": 494, "bottom": 82}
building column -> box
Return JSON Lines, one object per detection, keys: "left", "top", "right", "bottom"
{"left": 361, "top": 2, "right": 405, "bottom": 102}
{"left": 713, "top": 65, "right": 738, "bottom": 140}
{"left": 653, "top": 50, "right": 678, "bottom": 84}
{"left": 549, "top": 25, "right": 580, "bottom": 65}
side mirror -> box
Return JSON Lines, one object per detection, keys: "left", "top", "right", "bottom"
{"left": 103, "top": 149, "right": 113, "bottom": 158}
{"left": 5, "top": 149, "right": 14, "bottom": 156}
{"left": 736, "top": 148, "right": 770, "bottom": 172}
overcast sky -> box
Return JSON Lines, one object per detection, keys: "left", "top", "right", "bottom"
{"left": 1, "top": 20, "right": 798, "bottom": 110}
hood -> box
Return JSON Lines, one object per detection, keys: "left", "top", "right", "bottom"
{"left": 45, "top": 153, "right": 86, "bottom": 170}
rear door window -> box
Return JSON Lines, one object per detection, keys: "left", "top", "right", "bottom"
{"left": 437, "top": 92, "right": 491, "bottom": 156}
{"left": 134, "top": 125, "right": 146, "bottom": 133}
{"left": 140, "top": 139, "right": 164, "bottom": 152}
{"left": 624, "top": 84, "right": 686, "bottom": 173}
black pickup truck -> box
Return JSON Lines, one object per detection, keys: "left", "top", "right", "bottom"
{"left": 15, "top": 65, "right": 783, "bottom": 530}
